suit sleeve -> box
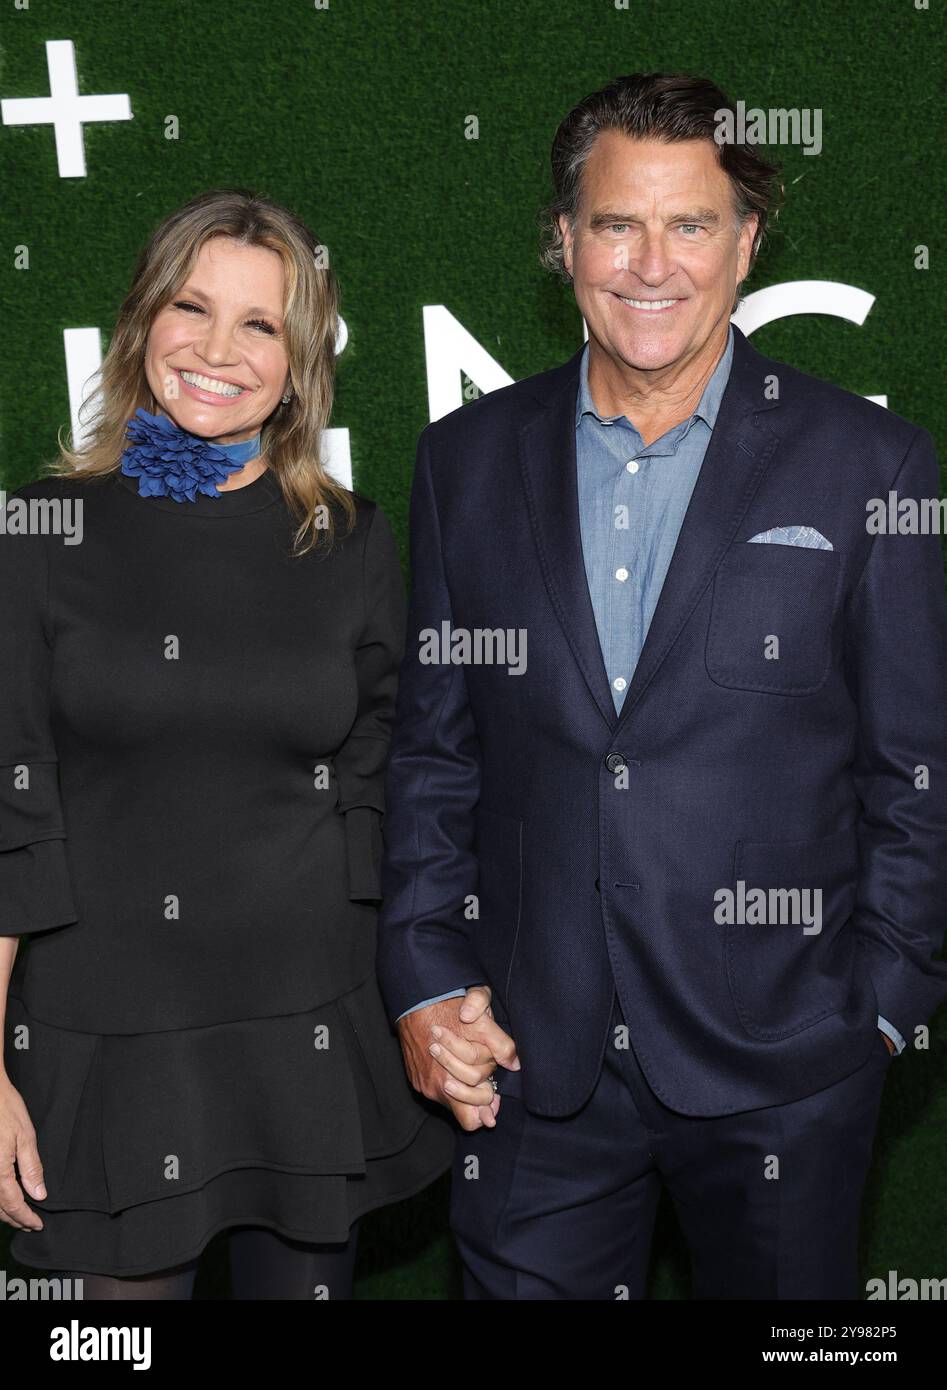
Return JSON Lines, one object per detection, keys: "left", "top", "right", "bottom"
{"left": 334, "top": 503, "right": 407, "bottom": 902}
{"left": 375, "top": 426, "right": 486, "bottom": 1024}
{"left": 0, "top": 515, "right": 79, "bottom": 936}
{"left": 846, "top": 426, "right": 947, "bottom": 1043}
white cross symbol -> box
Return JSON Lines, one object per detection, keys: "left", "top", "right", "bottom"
{"left": 1, "top": 39, "right": 132, "bottom": 178}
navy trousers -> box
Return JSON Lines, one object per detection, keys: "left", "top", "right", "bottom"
{"left": 450, "top": 994, "right": 892, "bottom": 1299}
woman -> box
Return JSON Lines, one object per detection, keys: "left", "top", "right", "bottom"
{"left": 0, "top": 188, "right": 453, "bottom": 1298}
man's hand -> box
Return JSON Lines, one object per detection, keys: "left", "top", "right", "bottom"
{"left": 397, "top": 987, "right": 520, "bottom": 1132}
{"left": 880, "top": 1030, "right": 896, "bottom": 1055}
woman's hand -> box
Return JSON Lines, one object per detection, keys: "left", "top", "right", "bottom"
{"left": 0, "top": 1075, "right": 46, "bottom": 1230}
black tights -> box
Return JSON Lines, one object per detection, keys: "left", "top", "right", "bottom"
{"left": 53, "top": 1221, "right": 359, "bottom": 1300}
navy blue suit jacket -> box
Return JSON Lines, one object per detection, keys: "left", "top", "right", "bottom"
{"left": 376, "top": 324, "right": 947, "bottom": 1117}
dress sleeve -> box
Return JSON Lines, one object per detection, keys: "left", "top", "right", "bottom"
{"left": 335, "top": 503, "right": 407, "bottom": 902}
{"left": 0, "top": 511, "right": 79, "bottom": 936}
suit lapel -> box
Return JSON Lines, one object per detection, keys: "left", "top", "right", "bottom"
{"left": 518, "top": 350, "right": 618, "bottom": 729}
{"left": 518, "top": 326, "right": 782, "bottom": 735}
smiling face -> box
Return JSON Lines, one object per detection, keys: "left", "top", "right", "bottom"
{"left": 559, "top": 132, "right": 757, "bottom": 378}
{"left": 144, "top": 236, "right": 291, "bottom": 445}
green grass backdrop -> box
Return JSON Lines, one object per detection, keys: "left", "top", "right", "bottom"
{"left": 1, "top": 0, "right": 944, "bottom": 1298}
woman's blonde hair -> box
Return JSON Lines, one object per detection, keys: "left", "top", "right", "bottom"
{"left": 52, "top": 186, "right": 355, "bottom": 554}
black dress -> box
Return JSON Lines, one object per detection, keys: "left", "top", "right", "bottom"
{"left": 0, "top": 467, "right": 453, "bottom": 1277}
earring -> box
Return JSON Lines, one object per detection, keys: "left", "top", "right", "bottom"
{"left": 281, "top": 392, "right": 291, "bottom": 404}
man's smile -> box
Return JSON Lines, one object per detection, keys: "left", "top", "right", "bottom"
{"left": 610, "top": 292, "right": 684, "bottom": 313}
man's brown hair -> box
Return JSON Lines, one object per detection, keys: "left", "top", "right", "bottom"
{"left": 540, "top": 72, "right": 784, "bottom": 309}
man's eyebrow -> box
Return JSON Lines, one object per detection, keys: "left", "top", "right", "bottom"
{"left": 587, "top": 207, "right": 722, "bottom": 230}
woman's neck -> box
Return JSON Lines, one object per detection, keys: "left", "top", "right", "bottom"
{"left": 215, "top": 454, "right": 267, "bottom": 490}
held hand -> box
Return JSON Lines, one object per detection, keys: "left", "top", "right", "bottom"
{"left": 880, "top": 1029, "right": 896, "bottom": 1055}
{"left": 429, "top": 986, "right": 520, "bottom": 1128}
{"left": 397, "top": 990, "right": 518, "bottom": 1132}
{"left": 0, "top": 1075, "right": 46, "bottom": 1230}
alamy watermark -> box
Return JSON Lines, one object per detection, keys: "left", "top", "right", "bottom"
{"left": 866, "top": 491, "right": 946, "bottom": 534}
{"left": 714, "top": 101, "right": 822, "bottom": 156}
{"left": 418, "top": 622, "right": 527, "bottom": 676}
{"left": 866, "top": 1270, "right": 946, "bottom": 1300}
{"left": 0, "top": 1269, "right": 83, "bottom": 1299}
{"left": 0, "top": 490, "right": 83, "bottom": 544}
{"left": 714, "top": 882, "right": 823, "bottom": 935}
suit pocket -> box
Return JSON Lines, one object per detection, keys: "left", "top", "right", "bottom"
{"left": 474, "top": 808, "right": 523, "bottom": 1009}
{"left": 706, "top": 542, "right": 841, "bottom": 694}
{"left": 725, "top": 824, "right": 859, "bottom": 1040}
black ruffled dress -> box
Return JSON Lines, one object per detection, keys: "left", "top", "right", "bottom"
{"left": 0, "top": 469, "right": 453, "bottom": 1276}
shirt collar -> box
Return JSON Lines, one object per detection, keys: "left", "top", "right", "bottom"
{"left": 575, "top": 323, "right": 734, "bottom": 434}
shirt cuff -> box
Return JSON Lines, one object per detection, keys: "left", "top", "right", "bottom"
{"left": 396, "top": 986, "right": 485, "bottom": 1021}
{"left": 877, "top": 1014, "right": 906, "bottom": 1056}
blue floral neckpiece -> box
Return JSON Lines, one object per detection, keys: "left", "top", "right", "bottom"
{"left": 121, "top": 408, "right": 262, "bottom": 503}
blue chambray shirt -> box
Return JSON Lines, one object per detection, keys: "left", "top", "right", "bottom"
{"left": 399, "top": 325, "right": 904, "bottom": 1054}
{"left": 575, "top": 325, "right": 733, "bottom": 715}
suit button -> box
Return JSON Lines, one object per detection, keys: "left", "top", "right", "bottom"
{"left": 604, "top": 752, "right": 626, "bottom": 773}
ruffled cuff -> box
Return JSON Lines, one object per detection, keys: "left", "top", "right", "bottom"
{"left": 343, "top": 806, "right": 384, "bottom": 902}
{"left": 0, "top": 762, "right": 78, "bottom": 936}
{"left": 0, "top": 838, "right": 78, "bottom": 935}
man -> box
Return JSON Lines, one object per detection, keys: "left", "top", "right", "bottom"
{"left": 376, "top": 72, "right": 947, "bottom": 1298}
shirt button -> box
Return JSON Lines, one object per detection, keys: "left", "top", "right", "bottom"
{"left": 626, "top": 459, "right": 640, "bottom": 473}
{"left": 613, "top": 676, "right": 627, "bottom": 692}
{"left": 615, "top": 567, "right": 629, "bottom": 582}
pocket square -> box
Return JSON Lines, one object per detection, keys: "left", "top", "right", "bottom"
{"left": 747, "top": 525, "right": 833, "bottom": 551}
